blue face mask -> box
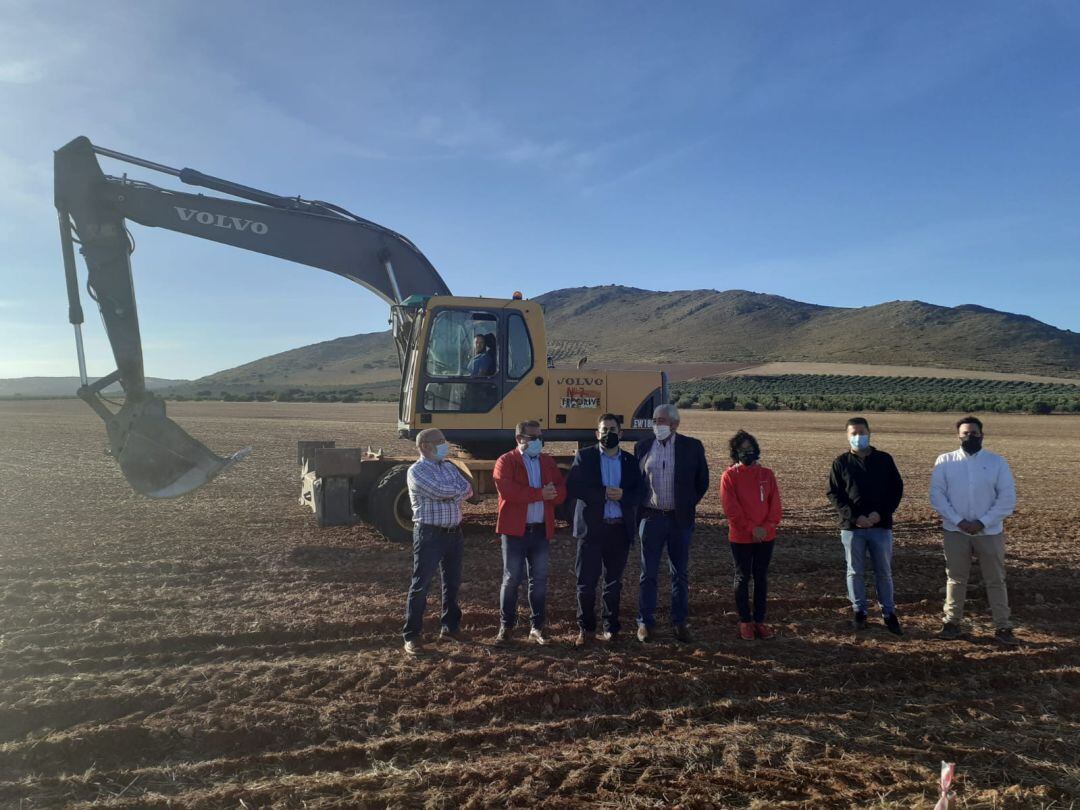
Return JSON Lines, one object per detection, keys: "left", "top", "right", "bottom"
{"left": 848, "top": 434, "right": 870, "bottom": 451}
{"left": 523, "top": 438, "right": 543, "bottom": 457}
{"left": 435, "top": 442, "right": 450, "bottom": 460}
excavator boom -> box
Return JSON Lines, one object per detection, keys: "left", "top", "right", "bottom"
{"left": 54, "top": 136, "right": 451, "bottom": 497}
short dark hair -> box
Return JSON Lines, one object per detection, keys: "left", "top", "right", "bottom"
{"left": 956, "top": 415, "right": 983, "bottom": 432}
{"left": 846, "top": 417, "right": 870, "bottom": 430}
{"left": 729, "top": 430, "right": 760, "bottom": 463}
{"left": 597, "top": 413, "right": 621, "bottom": 428}
{"left": 515, "top": 419, "right": 541, "bottom": 437}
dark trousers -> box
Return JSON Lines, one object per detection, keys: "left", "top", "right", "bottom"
{"left": 402, "top": 524, "right": 463, "bottom": 642}
{"left": 638, "top": 512, "right": 693, "bottom": 627}
{"left": 730, "top": 541, "right": 774, "bottom": 623}
{"left": 575, "top": 522, "right": 632, "bottom": 633}
{"left": 500, "top": 527, "right": 549, "bottom": 630}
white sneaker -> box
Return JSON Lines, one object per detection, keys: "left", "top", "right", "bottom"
{"left": 529, "top": 627, "right": 548, "bottom": 646}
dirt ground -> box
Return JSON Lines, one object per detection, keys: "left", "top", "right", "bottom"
{"left": 1, "top": 401, "right": 1078, "bottom": 809}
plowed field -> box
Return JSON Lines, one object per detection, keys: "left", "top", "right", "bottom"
{"left": 2, "top": 401, "right": 1078, "bottom": 808}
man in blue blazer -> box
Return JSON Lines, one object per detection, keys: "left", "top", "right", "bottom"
{"left": 634, "top": 403, "right": 709, "bottom": 643}
{"left": 567, "top": 413, "right": 642, "bottom": 645}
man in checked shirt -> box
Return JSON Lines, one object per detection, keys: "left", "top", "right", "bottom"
{"left": 402, "top": 428, "right": 473, "bottom": 656}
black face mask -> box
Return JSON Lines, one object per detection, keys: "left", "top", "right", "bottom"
{"left": 960, "top": 436, "right": 983, "bottom": 454}
{"left": 738, "top": 450, "right": 760, "bottom": 465}
{"left": 599, "top": 431, "right": 620, "bottom": 449}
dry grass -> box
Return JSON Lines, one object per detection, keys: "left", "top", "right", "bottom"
{"left": 1, "top": 401, "right": 1078, "bottom": 808}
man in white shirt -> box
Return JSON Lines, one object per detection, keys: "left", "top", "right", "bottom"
{"left": 929, "top": 416, "right": 1018, "bottom": 646}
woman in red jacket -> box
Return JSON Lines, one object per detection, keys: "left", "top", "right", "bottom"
{"left": 719, "top": 430, "right": 782, "bottom": 640}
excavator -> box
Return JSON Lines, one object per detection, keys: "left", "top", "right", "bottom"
{"left": 54, "top": 136, "right": 668, "bottom": 541}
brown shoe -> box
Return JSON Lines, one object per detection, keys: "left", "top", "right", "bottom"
{"left": 403, "top": 639, "right": 423, "bottom": 656}
{"left": 529, "top": 627, "right": 549, "bottom": 646}
{"left": 738, "top": 622, "right": 756, "bottom": 641}
{"left": 574, "top": 630, "right": 593, "bottom": 647}
{"left": 636, "top": 624, "right": 651, "bottom": 643}
{"left": 673, "top": 624, "right": 693, "bottom": 643}
{"left": 493, "top": 627, "right": 511, "bottom": 645}
{"left": 754, "top": 622, "right": 776, "bottom": 640}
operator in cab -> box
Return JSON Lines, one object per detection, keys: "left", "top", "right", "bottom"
{"left": 469, "top": 333, "right": 497, "bottom": 377}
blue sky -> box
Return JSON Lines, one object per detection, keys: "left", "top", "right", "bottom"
{"left": 2, "top": 1, "right": 1079, "bottom": 379}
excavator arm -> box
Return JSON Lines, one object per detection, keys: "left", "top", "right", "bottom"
{"left": 54, "top": 136, "right": 451, "bottom": 498}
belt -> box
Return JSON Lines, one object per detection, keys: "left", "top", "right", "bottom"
{"left": 642, "top": 507, "right": 675, "bottom": 516}
{"left": 525, "top": 523, "right": 546, "bottom": 530}
{"left": 419, "top": 524, "right": 461, "bottom": 533}
{"left": 603, "top": 518, "right": 625, "bottom": 525}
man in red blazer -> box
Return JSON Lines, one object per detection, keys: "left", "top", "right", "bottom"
{"left": 493, "top": 419, "right": 567, "bottom": 645}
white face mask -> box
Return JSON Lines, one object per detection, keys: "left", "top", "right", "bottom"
{"left": 654, "top": 424, "right": 672, "bottom": 441}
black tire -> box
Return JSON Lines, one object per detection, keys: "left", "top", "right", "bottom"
{"left": 367, "top": 464, "right": 414, "bottom": 543}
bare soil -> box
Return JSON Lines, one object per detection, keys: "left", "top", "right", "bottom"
{"left": 1, "top": 401, "right": 1078, "bottom": 808}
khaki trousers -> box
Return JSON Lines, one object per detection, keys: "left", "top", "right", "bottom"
{"left": 942, "top": 531, "right": 1011, "bottom": 629}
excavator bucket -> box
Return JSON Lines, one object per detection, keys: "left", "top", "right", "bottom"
{"left": 103, "top": 396, "right": 251, "bottom": 498}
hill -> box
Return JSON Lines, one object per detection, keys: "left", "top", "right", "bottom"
{"left": 537, "top": 287, "right": 1080, "bottom": 375}
{"left": 174, "top": 286, "right": 1080, "bottom": 392}
{"left": 179, "top": 332, "right": 398, "bottom": 393}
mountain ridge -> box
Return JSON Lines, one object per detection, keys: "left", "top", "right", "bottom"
{"left": 185, "top": 285, "right": 1079, "bottom": 390}
{"left": 10, "top": 286, "right": 1074, "bottom": 397}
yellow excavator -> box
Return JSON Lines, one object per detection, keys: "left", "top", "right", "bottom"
{"left": 54, "top": 136, "right": 667, "bottom": 540}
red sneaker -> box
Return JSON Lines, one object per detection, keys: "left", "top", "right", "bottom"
{"left": 754, "top": 623, "right": 776, "bottom": 640}
{"left": 737, "top": 622, "right": 755, "bottom": 641}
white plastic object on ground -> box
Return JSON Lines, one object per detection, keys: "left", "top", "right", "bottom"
{"left": 933, "top": 761, "right": 956, "bottom": 810}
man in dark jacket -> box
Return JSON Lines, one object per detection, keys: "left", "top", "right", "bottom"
{"left": 826, "top": 417, "right": 905, "bottom": 635}
{"left": 567, "top": 413, "right": 642, "bottom": 646}
{"left": 634, "top": 404, "right": 709, "bottom": 643}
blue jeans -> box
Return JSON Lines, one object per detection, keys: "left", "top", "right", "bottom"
{"left": 840, "top": 528, "right": 895, "bottom": 616}
{"left": 638, "top": 513, "right": 693, "bottom": 627}
{"left": 402, "top": 524, "right": 463, "bottom": 642}
{"left": 576, "top": 523, "right": 632, "bottom": 633}
{"left": 500, "top": 527, "right": 550, "bottom": 630}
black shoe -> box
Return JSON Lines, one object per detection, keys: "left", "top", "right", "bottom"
{"left": 995, "top": 627, "right": 1020, "bottom": 647}
{"left": 937, "top": 622, "right": 962, "bottom": 640}
{"left": 883, "top": 614, "right": 903, "bottom": 636}
{"left": 673, "top": 624, "right": 693, "bottom": 643}
{"left": 493, "top": 627, "right": 511, "bottom": 645}
{"left": 439, "top": 627, "right": 464, "bottom": 642}
{"left": 851, "top": 611, "right": 868, "bottom": 630}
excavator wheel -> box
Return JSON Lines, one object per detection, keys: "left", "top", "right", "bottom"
{"left": 367, "top": 464, "right": 414, "bottom": 543}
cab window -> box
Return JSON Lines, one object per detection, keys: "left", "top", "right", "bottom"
{"left": 507, "top": 312, "right": 533, "bottom": 379}
{"left": 425, "top": 309, "right": 499, "bottom": 379}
